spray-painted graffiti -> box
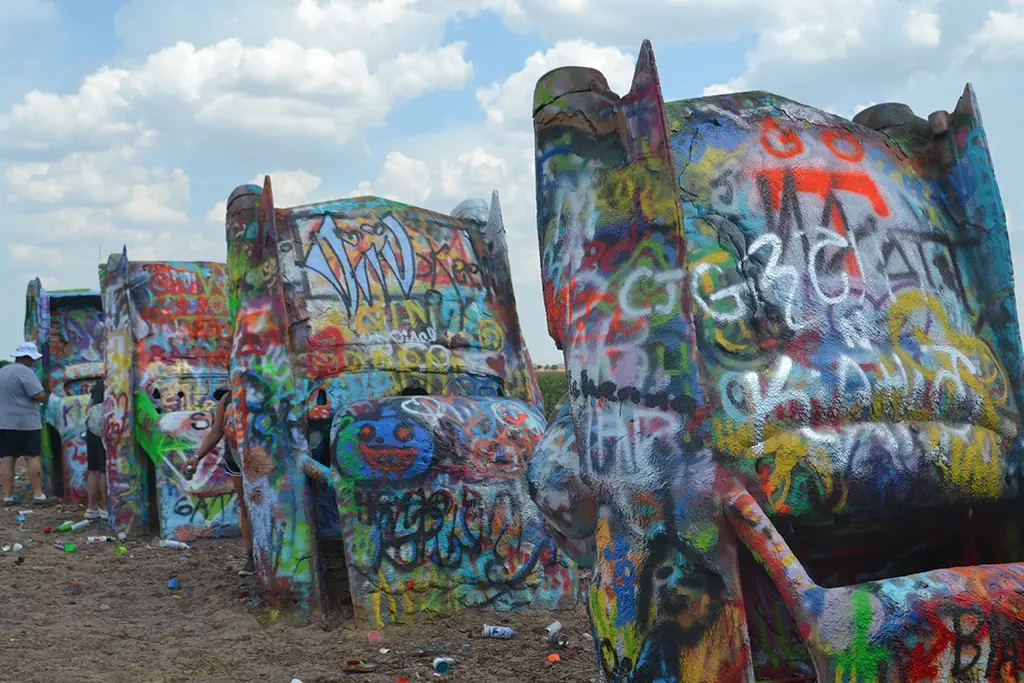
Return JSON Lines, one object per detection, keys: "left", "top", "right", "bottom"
{"left": 532, "top": 41, "right": 1024, "bottom": 681}
{"left": 332, "top": 395, "right": 572, "bottom": 623}
{"left": 101, "top": 252, "right": 239, "bottom": 539}
{"left": 24, "top": 280, "right": 104, "bottom": 500}
{"left": 226, "top": 178, "right": 573, "bottom": 620}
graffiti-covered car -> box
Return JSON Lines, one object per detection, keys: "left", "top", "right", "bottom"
{"left": 225, "top": 178, "right": 578, "bottom": 622}
{"left": 530, "top": 42, "right": 1024, "bottom": 682}
{"left": 100, "top": 249, "right": 240, "bottom": 541}
{"left": 24, "top": 279, "right": 104, "bottom": 500}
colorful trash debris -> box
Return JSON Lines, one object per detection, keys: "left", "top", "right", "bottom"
{"left": 432, "top": 657, "right": 454, "bottom": 674}
{"left": 481, "top": 624, "right": 515, "bottom": 639}
{"left": 341, "top": 660, "right": 377, "bottom": 673}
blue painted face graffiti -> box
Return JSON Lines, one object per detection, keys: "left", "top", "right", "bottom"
{"left": 334, "top": 404, "right": 433, "bottom": 481}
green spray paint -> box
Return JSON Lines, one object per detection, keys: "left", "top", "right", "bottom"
{"left": 831, "top": 587, "right": 889, "bottom": 682}
{"left": 134, "top": 391, "right": 195, "bottom": 464}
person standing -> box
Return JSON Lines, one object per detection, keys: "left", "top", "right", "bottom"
{"left": 84, "top": 377, "right": 108, "bottom": 520}
{"left": 0, "top": 342, "right": 56, "bottom": 506}
{"left": 184, "top": 388, "right": 254, "bottom": 576}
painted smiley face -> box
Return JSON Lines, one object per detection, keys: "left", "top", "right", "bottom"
{"left": 335, "top": 406, "right": 434, "bottom": 481}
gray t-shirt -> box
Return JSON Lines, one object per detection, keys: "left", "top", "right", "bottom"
{"left": 0, "top": 363, "right": 44, "bottom": 430}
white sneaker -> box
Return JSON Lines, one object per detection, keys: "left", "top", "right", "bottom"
{"left": 98, "top": 509, "right": 109, "bottom": 521}
{"left": 85, "top": 508, "right": 101, "bottom": 520}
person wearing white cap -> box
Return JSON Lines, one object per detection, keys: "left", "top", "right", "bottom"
{"left": 0, "top": 341, "right": 55, "bottom": 506}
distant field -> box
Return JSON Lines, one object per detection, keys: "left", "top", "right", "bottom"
{"left": 536, "top": 370, "right": 567, "bottom": 418}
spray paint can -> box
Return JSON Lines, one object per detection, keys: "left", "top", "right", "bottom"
{"left": 70, "top": 520, "right": 90, "bottom": 532}
{"left": 481, "top": 625, "right": 516, "bottom": 639}
{"left": 432, "top": 657, "right": 455, "bottom": 674}
{"left": 158, "top": 539, "right": 189, "bottom": 550}
{"left": 87, "top": 536, "right": 113, "bottom": 544}
{"left": 57, "top": 520, "right": 74, "bottom": 532}
{"left": 545, "top": 621, "right": 568, "bottom": 648}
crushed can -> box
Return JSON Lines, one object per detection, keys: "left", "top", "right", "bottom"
{"left": 545, "top": 621, "right": 568, "bottom": 648}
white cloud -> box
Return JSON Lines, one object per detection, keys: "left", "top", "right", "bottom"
{"left": 205, "top": 200, "right": 227, "bottom": 225}
{"left": 476, "top": 40, "right": 635, "bottom": 124}
{"left": 6, "top": 207, "right": 146, "bottom": 244}
{"left": 906, "top": 10, "right": 941, "bottom": 46}
{"left": 0, "top": 37, "right": 473, "bottom": 151}
{"left": 4, "top": 147, "right": 190, "bottom": 224}
{"left": 971, "top": 1, "right": 1024, "bottom": 62}
{"left": 350, "top": 152, "right": 433, "bottom": 204}
{"left": 116, "top": 174, "right": 190, "bottom": 223}
{"left": 703, "top": 79, "right": 747, "bottom": 97}
{"left": 441, "top": 148, "right": 507, "bottom": 197}
{"left": 0, "top": 69, "right": 141, "bottom": 150}
{"left": 9, "top": 243, "right": 69, "bottom": 268}
{"left": 250, "top": 169, "right": 323, "bottom": 207}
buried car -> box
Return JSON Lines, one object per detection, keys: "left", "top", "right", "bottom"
{"left": 100, "top": 249, "right": 240, "bottom": 540}
{"left": 24, "top": 280, "right": 104, "bottom": 500}
{"left": 225, "top": 178, "right": 577, "bottom": 622}
{"left": 530, "top": 42, "right": 1024, "bottom": 681}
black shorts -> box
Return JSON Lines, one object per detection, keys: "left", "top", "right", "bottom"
{"left": 86, "top": 432, "right": 106, "bottom": 473}
{"left": 223, "top": 444, "right": 242, "bottom": 478}
{"left": 0, "top": 429, "right": 42, "bottom": 460}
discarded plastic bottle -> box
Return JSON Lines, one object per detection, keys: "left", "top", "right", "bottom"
{"left": 432, "top": 657, "right": 455, "bottom": 674}
{"left": 158, "top": 539, "right": 189, "bottom": 550}
{"left": 70, "top": 520, "right": 90, "bottom": 532}
{"left": 87, "top": 536, "right": 113, "bottom": 544}
{"left": 57, "top": 520, "right": 74, "bottom": 532}
{"left": 481, "top": 625, "right": 516, "bottom": 639}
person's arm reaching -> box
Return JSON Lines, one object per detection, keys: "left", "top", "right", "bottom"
{"left": 23, "top": 370, "right": 45, "bottom": 403}
{"left": 185, "top": 394, "right": 227, "bottom": 470}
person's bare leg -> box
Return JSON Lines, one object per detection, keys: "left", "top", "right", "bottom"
{"left": 232, "top": 476, "right": 253, "bottom": 553}
{"left": 87, "top": 471, "right": 100, "bottom": 511}
{"left": 99, "top": 473, "right": 107, "bottom": 510}
{"left": 25, "top": 456, "right": 43, "bottom": 498}
{"left": 1, "top": 457, "right": 14, "bottom": 500}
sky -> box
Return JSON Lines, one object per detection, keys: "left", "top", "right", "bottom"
{"left": 0, "top": 0, "right": 1020, "bottom": 365}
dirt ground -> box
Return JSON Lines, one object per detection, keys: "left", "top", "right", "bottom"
{"left": 0, "top": 468, "right": 600, "bottom": 683}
